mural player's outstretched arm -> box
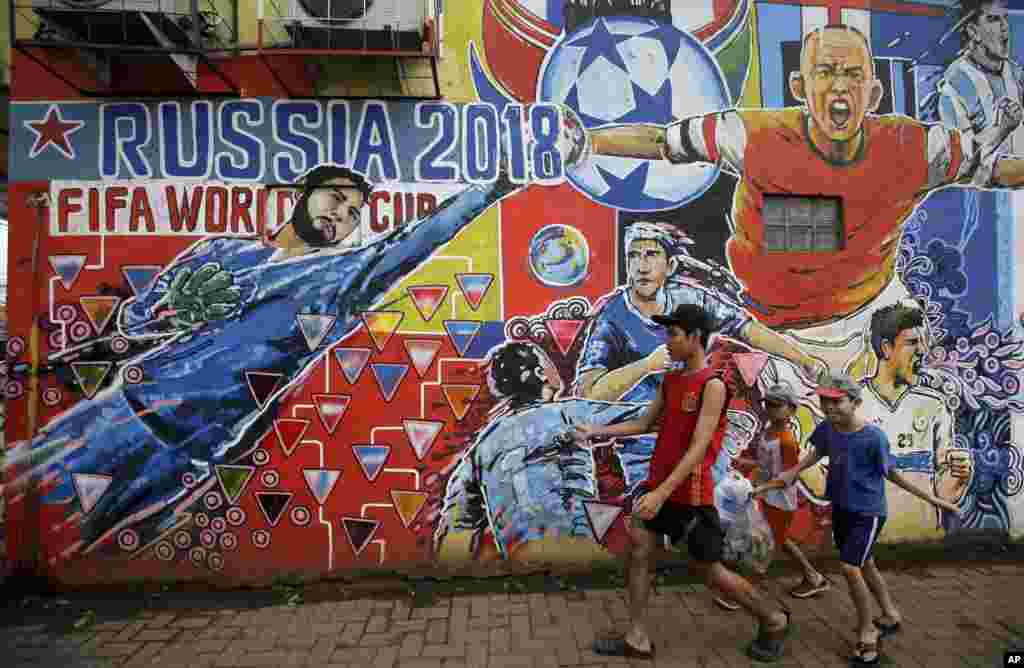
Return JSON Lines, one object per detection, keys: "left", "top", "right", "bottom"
{"left": 562, "top": 107, "right": 746, "bottom": 175}
{"left": 573, "top": 380, "right": 665, "bottom": 443}
{"left": 342, "top": 175, "right": 518, "bottom": 311}
{"left": 737, "top": 316, "right": 826, "bottom": 382}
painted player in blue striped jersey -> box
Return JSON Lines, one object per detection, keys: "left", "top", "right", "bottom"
{"left": 436, "top": 341, "right": 647, "bottom": 562}
{"left": 938, "top": 0, "right": 1024, "bottom": 154}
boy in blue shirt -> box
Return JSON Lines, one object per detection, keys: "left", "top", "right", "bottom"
{"left": 770, "top": 372, "right": 960, "bottom": 666}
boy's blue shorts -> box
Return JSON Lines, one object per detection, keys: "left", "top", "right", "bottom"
{"left": 832, "top": 508, "right": 887, "bottom": 567}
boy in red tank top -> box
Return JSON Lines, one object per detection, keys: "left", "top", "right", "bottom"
{"left": 574, "top": 304, "right": 792, "bottom": 662}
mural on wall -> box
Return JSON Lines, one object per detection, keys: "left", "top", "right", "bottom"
{"left": 3, "top": 0, "right": 1024, "bottom": 581}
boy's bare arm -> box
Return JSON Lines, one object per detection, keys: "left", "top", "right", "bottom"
{"left": 776, "top": 450, "right": 824, "bottom": 486}
{"left": 886, "top": 469, "right": 960, "bottom": 514}
{"left": 573, "top": 379, "right": 665, "bottom": 442}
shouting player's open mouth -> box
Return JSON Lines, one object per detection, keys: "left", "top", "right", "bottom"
{"left": 315, "top": 218, "right": 338, "bottom": 243}
{"left": 829, "top": 99, "right": 851, "bottom": 131}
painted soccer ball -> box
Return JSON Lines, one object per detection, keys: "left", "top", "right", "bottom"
{"left": 528, "top": 224, "right": 590, "bottom": 287}
{"left": 537, "top": 16, "right": 731, "bottom": 211}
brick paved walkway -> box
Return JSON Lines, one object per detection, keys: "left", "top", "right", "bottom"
{"left": 3, "top": 563, "right": 1023, "bottom": 668}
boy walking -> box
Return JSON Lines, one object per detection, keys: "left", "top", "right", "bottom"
{"left": 715, "top": 382, "right": 830, "bottom": 611}
{"left": 574, "top": 304, "right": 792, "bottom": 662}
{"left": 773, "top": 372, "right": 960, "bottom": 665}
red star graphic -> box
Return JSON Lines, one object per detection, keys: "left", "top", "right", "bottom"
{"left": 25, "top": 106, "right": 85, "bottom": 160}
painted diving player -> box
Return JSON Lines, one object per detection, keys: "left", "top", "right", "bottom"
{"left": 7, "top": 162, "right": 520, "bottom": 559}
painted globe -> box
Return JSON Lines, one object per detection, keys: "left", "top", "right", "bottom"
{"left": 528, "top": 224, "right": 590, "bottom": 287}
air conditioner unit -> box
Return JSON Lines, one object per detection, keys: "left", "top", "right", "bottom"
{"left": 283, "top": 0, "right": 425, "bottom": 50}
{"left": 27, "top": 0, "right": 205, "bottom": 49}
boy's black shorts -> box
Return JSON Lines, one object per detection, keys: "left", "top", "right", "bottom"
{"left": 636, "top": 501, "right": 724, "bottom": 563}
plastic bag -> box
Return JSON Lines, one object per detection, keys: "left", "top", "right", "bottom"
{"left": 716, "top": 471, "right": 775, "bottom": 574}
{"left": 714, "top": 470, "right": 753, "bottom": 526}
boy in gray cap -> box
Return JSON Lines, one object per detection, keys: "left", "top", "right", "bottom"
{"left": 770, "top": 372, "right": 960, "bottom": 665}
{"left": 738, "top": 382, "right": 831, "bottom": 602}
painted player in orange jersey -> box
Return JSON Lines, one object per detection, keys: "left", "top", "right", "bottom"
{"left": 557, "top": 24, "right": 1024, "bottom": 383}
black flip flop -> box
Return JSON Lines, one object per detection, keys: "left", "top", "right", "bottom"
{"left": 592, "top": 636, "right": 655, "bottom": 659}
{"left": 873, "top": 618, "right": 901, "bottom": 638}
{"left": 746, "top": 609, "right": 792, "bottom": 662}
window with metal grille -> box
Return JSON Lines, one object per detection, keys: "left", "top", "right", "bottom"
{"left": 762, "top": 195, "right": 843, "bottom": 252}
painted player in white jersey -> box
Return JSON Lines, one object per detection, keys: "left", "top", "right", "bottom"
{"left": 800, "top": 303, "right": 974, "bottom": 541}
{"left": 938, "top": 0, "right": 1024, "bottom": 155}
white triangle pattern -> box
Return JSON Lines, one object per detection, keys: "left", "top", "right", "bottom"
{"left": 583, "top": 502, "right": 623, "bottom": 543}
{"left": 297, "top": 314, "right": 337, "bottom": 351}
{"left": 402, "top": 420, "right": 443, "bottom": 460}
{"left": 303, "top": 469, "right": 342, "bottom": 505}
{"left": 72, "top": 473, "right": 113, "bottom": 514}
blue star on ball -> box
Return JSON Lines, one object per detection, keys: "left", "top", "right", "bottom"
{"left": 567, "top": 18, "right": 633, "bottom": 74}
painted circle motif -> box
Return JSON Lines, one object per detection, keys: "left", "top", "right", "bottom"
{"left": 260, "top": 470, "right": 280, "bottom": 488}
{"left": 194, "top": 513, "right": 210, "bottom": 528}
{"left": 211, "top": 517, "right": 227, "bottom": 534}
{"left": 220, "top": 532, "right": 238, "bottom": 551}
{"left": 290, "top": 506, "right": 311, "bottom": 527}
{"left": 5, "top": 380, "right": 24, "bottom": 400}
{"left": 1003, "top": 375, "right": 1019, "bottom": 395}
{"left": 111, "top": 336, "right": 131, "bottom": 354}
{"left": 69, "top": 321, "right": 92, "bottom": 343}
{"left": 117, "top": 530, "right": 139, "bottom": 551}
{"left": 7, "top": 336, "right": 25, "bottom": 357}
{"left": 226, "top": 507, "right": 246, "bottom": 526}
{"left": 56, "top": 305, "right": 77, "bottom": 322}
{"left": 200, "top": 529, "right": 217, "bottom": 548}
{"left": 252, "top": 449, "right": 270, "bottom": 466}
{"left": 527, "top": 225, "right": 590, "bottom": 287}
{"left": 182, "top": 472, "right": 197, "bottom": 488}
{"left": 42, "top": 387, "right": 63, "bottom": 406}
{"left": 208, "top": 553, "right": 225, "bottom": 571}
{"left": 173, "top": 530, "right": 192, "bottom": 549}
{"left": 252, "top": 529, "right": 271, "bottom": 549}
{"left": 204, "top": 492, "right": 224, "bottom": 511}
{"left": 48, "top": 330, "right": 65, "bottom": 349}
{"left": 123, "top": 366, "right": 144, "bottom": 384}
{"left": 189, "top": 547, "right": 207, "bottom": 565}
{"left": 155, "top": 541, "right": 175, "bottom": 561}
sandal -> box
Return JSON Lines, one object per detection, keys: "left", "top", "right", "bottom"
{"left": 791, "top": 576, "right": 831, "bottom": 599}
{"left": 873, "top": 617, "right": 902, "bottom": 638}
{"left": 713, "top": 596, "right": 741, "bottom": 611}
{"left": 746, "top": 609, "right": 792, "bottom": 662}
{"left": 850, "top": 641, "right": 880, "bottom": 665}
{"left": 592, "top": 636, "right": 655, "bottom": 659}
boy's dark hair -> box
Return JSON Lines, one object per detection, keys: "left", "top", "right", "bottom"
{"left": 486, "top": 342, "right": 546, "bottom": 403}
{"left": 869, "top": 304, "right": 925, "bottom": 358}
{"left": 563, "top": 0, "right": 671, "bottom": 34}
{"left": 651, "top": 303, "right": 718, "bottom": 348}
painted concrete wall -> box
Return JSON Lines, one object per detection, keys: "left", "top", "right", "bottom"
{"left": 3, "top": 0, "right": 1024, "bottom": 586}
